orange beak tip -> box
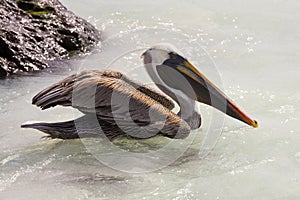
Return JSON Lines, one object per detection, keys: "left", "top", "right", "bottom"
{"left": 252, "top": 120, "right": 259, "bottom": 128}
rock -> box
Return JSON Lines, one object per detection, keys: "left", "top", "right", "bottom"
{"left": 0, "top": 0, "right": 101, "bottom": 77}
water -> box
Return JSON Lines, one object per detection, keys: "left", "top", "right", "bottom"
{"left": 1, "top": 0, "right": 299, "bottom": 199}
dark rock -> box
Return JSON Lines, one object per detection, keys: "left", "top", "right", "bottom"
{"left": 0, "top": 0, "right": 101, "bottom": 77}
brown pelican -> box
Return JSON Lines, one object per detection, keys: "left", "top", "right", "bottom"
{"left": 21, "top": 44, "right": 258, "bottom": 140}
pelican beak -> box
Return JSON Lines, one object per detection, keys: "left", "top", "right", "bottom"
{"left": 159, "top": 54, "right": 258, "bottom": 128}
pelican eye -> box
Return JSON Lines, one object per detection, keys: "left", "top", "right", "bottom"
{"left": 169, "top": 52, "right": 178, "bottom": 59}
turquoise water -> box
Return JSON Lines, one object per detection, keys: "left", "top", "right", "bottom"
{"left": 0, "top": 0, "right": 299, "bottom": 199}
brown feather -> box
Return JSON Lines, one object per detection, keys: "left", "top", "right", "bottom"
{"left": 30, "top": 70, "right": 190, "bottom": 139}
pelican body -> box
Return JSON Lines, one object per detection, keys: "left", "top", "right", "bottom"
{"left": 22, "top": 44, "right": 258, "bottom": 140}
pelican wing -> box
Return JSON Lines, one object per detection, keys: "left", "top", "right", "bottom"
{"left": 31, "top": 70, "right": 188, "bottom": 139}
{"left": 99, "top": 70, "right": 175, "bottom": 110}
{"left": 33, "top": 70, "right": 174, "bottom": 112}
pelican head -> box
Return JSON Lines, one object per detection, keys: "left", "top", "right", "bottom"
{"left": 141, "top": 43, "right": 258, "bottom": 128}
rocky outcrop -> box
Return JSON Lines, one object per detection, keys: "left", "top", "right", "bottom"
{"left": 0, "top": 0, "right": 101, "bottom": 77}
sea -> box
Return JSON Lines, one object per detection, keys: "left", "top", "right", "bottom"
{"left": 0, "top": 0, "right": 299, "bottom": 199}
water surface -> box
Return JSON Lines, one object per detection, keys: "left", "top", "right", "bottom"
{"left": 0, "top": 0, "right": 299, "bottom": 199}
